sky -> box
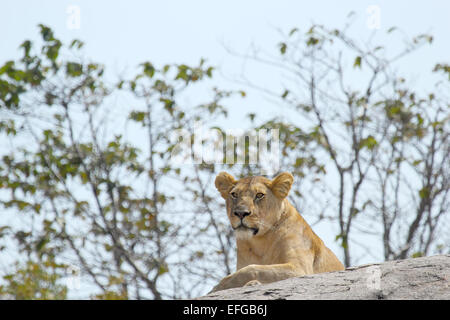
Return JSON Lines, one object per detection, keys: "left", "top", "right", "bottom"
{"left": 0, "top": 0, "right": 449, "bottom": 297}
{"left": 1, "top": 1, "right": 449, "bottom": 80}
{"left": 1, "top": 0, "right": 449, "bottom": 126}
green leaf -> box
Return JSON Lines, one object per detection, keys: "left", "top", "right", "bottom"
{"left": 17, "top": 200, "right": 30, "bottom": 210}
{"left": 0, "top": 226, "right": 11, "bottom": 238}
{"left": 413, "top": 34, "right": 433, "bottom": 44}
{"left": 0, "top": 119, "right": 16, "bottom": 136}
{"left": 35, "top": 237, "right": 49, "bottom": 251}
{"left": 142, "top": 62, "right": 155, "bottom": 78}
{"left": 374, "top": 45, "right": 383, "bottom": 52}
{"left": 306, "top": 37, "right": 319, "bottom": 46}
{"left": 419, "top": 187, "right": 429, "bottom": 199}
{"left": 158, "top": 265, "right": 169, "bottom": 275}
{"left": 80, "top": 172, "right": 89, "bottom": 184}
{"left": 45, "top": 92, "right": 57, "bottom": 105}
{"left": 306, "top": 26, "right": 315, "bottom": 34}
{"left": 206, "top": 66, "right": 214, "bottom": 77}
{"left": 433, "top": 63, "right": 450, "bottom": 80}
{"left": 20, "top": 40, "right": 32, "bottom": 57}
{"left": 0, "top": 61, "right": 14, "bottom": 75}
{"left": 33, "top": 204, "right": 42, "bottom": 213}
{"left": 294, "top": 157, "right": 305, "bottom": 167}
{"left": 353, "top": 56, "right": 362, "bottom": 69}
{"left": 350, "top": 208, "right": 360, "bottom": 217}
{"left": 335, "top": 234, "right": 348, "bottom": 249}
{"left": 38, "top": 24, "right": 54, "bottom": 41}
{"left": 69, "top": 39, "right": 84, "bottom": 49}
{"left": 161, "top": 98, "right": 175, "bottom": 113}
{"left": 66, "top": 62, "right": 83, "bottom": 77}
{"left": 175, "top": 64, "right": 189, "bottom": 82}
{"left": 331, "top": 29, "right": 340, "bottom": 36}
{"left": 162, "top": 64, "right": 170, "bottom": 74}
{"left": 45, "top": 41, "right": 62, "bottom": 62}
{"left": 387, "top": 26, "right": 397, "bottom": 33}
{"left": 279, "top": 42, "right": 287, "bottom": 54}
{"left": 129, "top": 111, "right": 147, "bottom": 122}
{"left": 289, "top": 28, "right": 298, "bottom": 36}
{"left": 359, "top": 135, "right": 378, "bottom": 150}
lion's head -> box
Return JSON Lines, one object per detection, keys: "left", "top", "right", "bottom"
{"left": 215, "top": 172, "right": 294, "bottom": 240}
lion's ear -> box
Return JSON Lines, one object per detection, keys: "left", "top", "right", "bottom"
{"left": 215, "top": 172, "right": 237, "bottom": 199}
{"left": 270, "top": 172, "right": 294, "bottom": 199}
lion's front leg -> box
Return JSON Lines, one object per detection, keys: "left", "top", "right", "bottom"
{"left": 210, "top": 263, "right": 304, "bottom": 293}
{"left": 210, "top": 265, "right": 257, "bottom": 292}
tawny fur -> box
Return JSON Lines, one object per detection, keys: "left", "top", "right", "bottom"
{"left": 211, "top": 172, "right": 344, "bottom": 292}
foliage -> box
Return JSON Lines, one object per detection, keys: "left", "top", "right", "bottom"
{"left": 0, "top": 25, "right": 239, "bottom": 299}
{"left": 231, "top": 22, "right": 449, "bottom": 265}
{"left": 0, "top": 258, "right": 67, "bottom": 300}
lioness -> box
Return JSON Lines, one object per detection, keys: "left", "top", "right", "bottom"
{"left": 211, "top": 171, "right": 344, "bottom": 292}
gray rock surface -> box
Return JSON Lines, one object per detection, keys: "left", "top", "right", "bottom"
{"left": 199, "top": 255, "right": 449, "bottom": 300}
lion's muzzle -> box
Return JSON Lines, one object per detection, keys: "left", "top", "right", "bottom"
{"left": 234, "top": 210, "right": 251, "bottom": 219}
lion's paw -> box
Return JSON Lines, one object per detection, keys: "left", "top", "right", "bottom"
{"left": 244, "top": 279, "right": 262, "bottom": 287}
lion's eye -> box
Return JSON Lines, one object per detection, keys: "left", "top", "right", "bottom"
{"left": 230, "top": 192, "right": 238, "bottom": 199}
{"left": 255, "top": 193, "right": 265, "bottom": 200}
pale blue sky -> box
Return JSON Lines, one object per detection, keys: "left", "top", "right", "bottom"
{"left": 1, "top": 1, "right": 448, "bottom": 125}
{"left": 1, "top": 0, "right": 449, "bottom": 77}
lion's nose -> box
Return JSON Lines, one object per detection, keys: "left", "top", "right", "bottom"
{"left": 234, "top": 211, "right": 251, "bottom": 219}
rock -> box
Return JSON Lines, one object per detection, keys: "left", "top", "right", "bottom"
{"left": 198, "top": 255, "right": 449, "bottom": 300}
